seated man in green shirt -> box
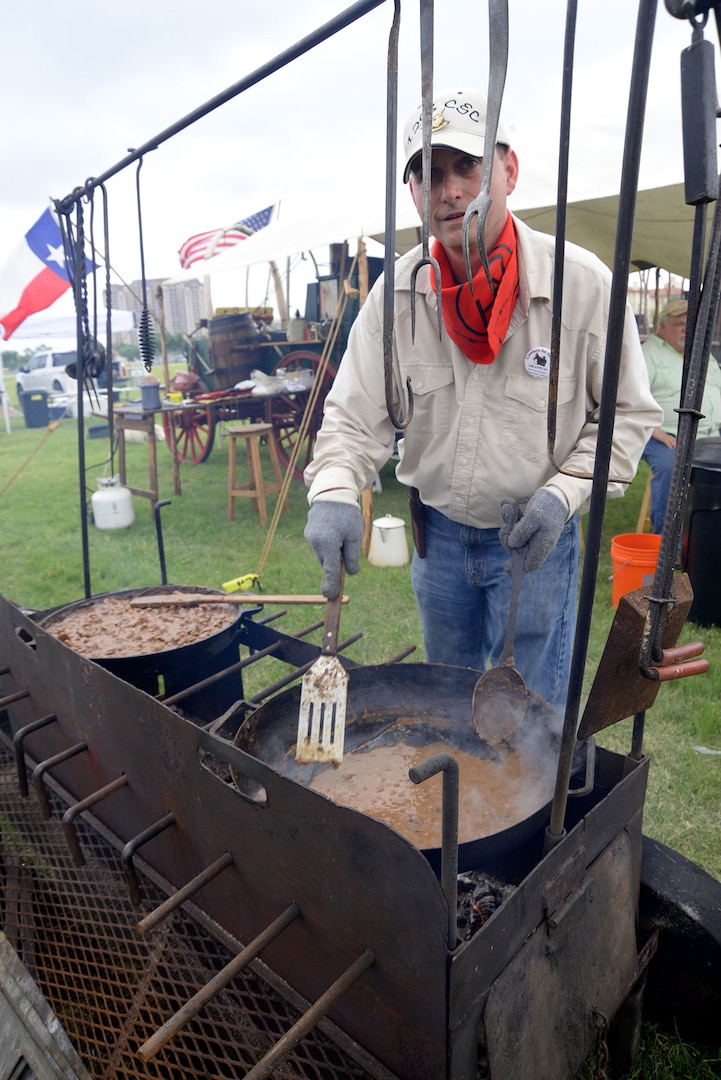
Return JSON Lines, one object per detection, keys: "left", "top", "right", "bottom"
{"left": 641, "top": 299, "right": 721, "bottom": 533}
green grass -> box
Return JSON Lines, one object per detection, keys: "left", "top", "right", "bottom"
{"left": 2, "top": 404, "right": 718, "bottom": 879}
{"left": 578, "top": 1023, "right": 721, "bottom": 1079}
{"left": 1, "top": 390, "right": 721, "bottom": 1079}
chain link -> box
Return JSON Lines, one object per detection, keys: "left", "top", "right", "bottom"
{"left": 592, "top": 1009, "right": 610, "bottom": 1080}
{"left": 56, "top": 197, "right": 96, "bottom": 385}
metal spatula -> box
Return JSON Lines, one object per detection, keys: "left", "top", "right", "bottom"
{"left": 295, "top": 568, "right": 348, "bottom": 765}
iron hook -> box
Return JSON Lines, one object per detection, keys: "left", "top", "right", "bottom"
{"left": 409, "top": 0, "right": 443, "bottom": 347}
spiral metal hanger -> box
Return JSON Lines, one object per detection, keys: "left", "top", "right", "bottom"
{"left": 135, "top": 156, "right": 155, "bottom": 372}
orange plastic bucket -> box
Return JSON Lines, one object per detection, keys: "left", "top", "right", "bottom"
{"left": 610, "top": 533, "right": 662, "bottom": 606}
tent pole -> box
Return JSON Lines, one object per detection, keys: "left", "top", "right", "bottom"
{"left": 203, "top": 275, "right": 214, "bottom": 320}
{"left": 0, "top": 357, "right": 11, "bottom": 434}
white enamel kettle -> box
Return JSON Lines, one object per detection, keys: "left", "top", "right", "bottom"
{"left": 367, "top": 514, "right": 410, "bottom": 567}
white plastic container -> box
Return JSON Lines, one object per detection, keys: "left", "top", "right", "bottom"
{"left": 367, "top": 514, "right": 409, "bottom": 567}
{"left": 91, "top": 477, "right": 135, "bottom": 530}
{"left": 286, "top": 317, "right": 308, "bottom": 343}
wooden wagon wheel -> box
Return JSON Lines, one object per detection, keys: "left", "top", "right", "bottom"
{"left": 265, "top": 349, "right": 337, "bottom": 481}
{"left": 163, "top": 403, "right": 216, "bottom": 464}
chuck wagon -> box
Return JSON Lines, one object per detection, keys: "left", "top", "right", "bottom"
{"left": 162, "top": 253, "right": 383, "bottom": 480}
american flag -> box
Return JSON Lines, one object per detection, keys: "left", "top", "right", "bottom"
{"left": 177, "top": 204, "right": 276, "bottom": 270}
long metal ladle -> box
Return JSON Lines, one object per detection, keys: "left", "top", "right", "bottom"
{"left": 382, "top": 0, "right": 412, "bottom": 432}
{"left": 461, "top": 0, "right": 509, "bottom": 293}
{"left": 471, "top": 510, "right": 529, "bottom": 745}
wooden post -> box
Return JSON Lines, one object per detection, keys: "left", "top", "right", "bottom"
{"left": 269, "top": 260, "right": 289, "bottom": 327}
{"left": 155, "top": 285, "right": 172, "bottom": 393}
{"left": 361, "top": 487, "right": 373, "bottom": 557}
{"left": 155, "top": 284, "right": 181, "bottom": 496}
{"left": 358, "top": 238, "right": 369, "bottom": 307}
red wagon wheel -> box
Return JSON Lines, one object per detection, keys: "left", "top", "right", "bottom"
{"left": 265, "top": 349, "right": 337, "bottom": 482}
{"left": 163, "top": 403, "right": 216, "bottom": 464}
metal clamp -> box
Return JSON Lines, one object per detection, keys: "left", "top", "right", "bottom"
{"left": 12, "top": 713, "right": 57, "bottom": 796}
{"left": 31, "top": 741, "right": 89, "bottom": 820}
{"left": 121, "top": 812, "right": 176, "bottom": 906}
{"left": 61, "top": 774, "right": 129, "bottom": 867}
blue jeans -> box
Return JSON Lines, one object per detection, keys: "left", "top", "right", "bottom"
{"left": 640, "top": 436, "right": 674, "bottom": 534}
{"left": 411, "top": 506, "right": 580, "bottom": 714}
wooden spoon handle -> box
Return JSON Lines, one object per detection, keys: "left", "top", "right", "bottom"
{"left": 129, "top": 594, "right": 348, "bottom": 608}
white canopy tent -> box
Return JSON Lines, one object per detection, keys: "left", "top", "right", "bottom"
{"left": 164, "top": 182, "right": 698, "bottom": 293}
{"left": 164, "top": 192, "right": 420, "bottom": 288}
{"left": 514, "top": 183, "right": 697, "bottom": 280}
{"left": 6, "top": 309, "right": 136, "bottom": 342}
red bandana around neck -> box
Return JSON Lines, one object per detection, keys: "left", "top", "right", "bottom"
{"left": 431, "top": 214, "right": 519, "bottom": 364}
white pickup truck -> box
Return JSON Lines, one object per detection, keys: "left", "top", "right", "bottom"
{"left": 15, "top": 350, "right": 128, "bottom": 397}
{"left": 15, "top": 350, "right": 77, "bottom": 395}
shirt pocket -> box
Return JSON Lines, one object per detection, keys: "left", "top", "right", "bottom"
{"left": 399, "top": 364, "right": 455, "bottom": 433}
{"left": 501, "top": 374, "right": 578, "bottom": 463}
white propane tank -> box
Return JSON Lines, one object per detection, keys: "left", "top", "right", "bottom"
{"left": 91, "top": 477, "right": 135, "bottom": 530}
{"left": 367, "top": 514, "right": 409, "bottom": 567}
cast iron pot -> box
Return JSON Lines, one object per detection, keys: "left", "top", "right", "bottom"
{"left": 37, "top": 585, "right": 245, "bottom": 721}
{"left": 235, "top": 662, "right": 575, "bottom": 875}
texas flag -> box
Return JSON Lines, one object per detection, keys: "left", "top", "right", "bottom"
{"left": 0, "top": 208, "right": 88, "bottom": 340}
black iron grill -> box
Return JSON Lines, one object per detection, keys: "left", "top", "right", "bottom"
{"left": 0, "top": 744, "right": 387, "bottom": 1080}
{"left": 0, "top": 590, "right": 656, "bottom": 1080}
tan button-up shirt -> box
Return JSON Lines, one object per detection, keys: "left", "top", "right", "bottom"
{"left": 306, "top": 214, "right": 662, "bottom": 527}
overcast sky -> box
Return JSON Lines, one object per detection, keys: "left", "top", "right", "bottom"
{"left": 0, "top": 0, "right": 700, "bottom": 319}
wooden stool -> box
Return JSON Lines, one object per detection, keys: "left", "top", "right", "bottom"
{"left": 227, "top": 423, "right": 289, "bottom": 525}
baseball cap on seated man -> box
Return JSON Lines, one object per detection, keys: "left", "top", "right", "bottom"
{"left": 402, "top": 87, "right": 512, "bottom": 183}
{"left": 658, "top": 299, "right": 687, "bottom": 320}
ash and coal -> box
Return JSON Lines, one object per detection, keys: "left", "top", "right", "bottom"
{"left": 456, "top": 872, "right": 516, "bottom": 941}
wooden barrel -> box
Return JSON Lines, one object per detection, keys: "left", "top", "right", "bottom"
{"left": 208, "top": 313, "right": 264, "bottom": 390}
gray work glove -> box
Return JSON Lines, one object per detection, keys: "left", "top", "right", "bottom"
{"left": 304, "top": 501, "right": 364, "bottom": 598}
{"left": 499, "top": 489, "right": 567, "bottom": 573}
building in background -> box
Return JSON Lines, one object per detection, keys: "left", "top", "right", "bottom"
{"left": 108, "top": 279, "right": 205, "bottom": 337}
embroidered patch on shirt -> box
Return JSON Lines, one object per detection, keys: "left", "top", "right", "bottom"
{"left": 525, "top": 347, "right": 551, "bottom": 378}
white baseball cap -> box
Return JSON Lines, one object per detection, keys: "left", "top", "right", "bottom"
{"left": 402, "top": 88, "right": 512, "bottom": 183}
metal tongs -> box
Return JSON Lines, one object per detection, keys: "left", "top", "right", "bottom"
{"left": 461, "top": 0, "right": 509, "bottom": 292}
{"left": 384, "top": 0, "right": 443, "bottom": 432}
{"left": 409, "top": 0, "right": 443, "bottom": 345}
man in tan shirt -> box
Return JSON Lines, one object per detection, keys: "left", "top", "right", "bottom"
{"left": 304, "top": 88, "right": 661, "bottom": 714}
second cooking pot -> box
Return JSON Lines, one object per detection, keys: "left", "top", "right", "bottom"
{"left": 235, "top": 662, "right": 575, "bottom": 875}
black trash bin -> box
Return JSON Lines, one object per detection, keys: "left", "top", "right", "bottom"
{"left": 19, "top": 390, "right": 50, "bottom": 429}
{"left": 682, "top": 436, "right": 721, "bottom": 627}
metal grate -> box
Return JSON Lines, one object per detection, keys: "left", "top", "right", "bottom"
{"left": 0, "top": 746, "right": 383, "bottom": 1080}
